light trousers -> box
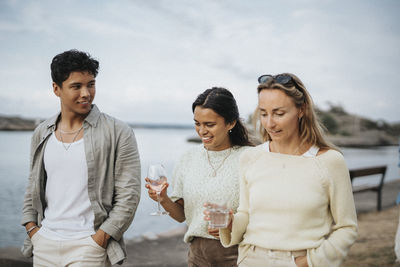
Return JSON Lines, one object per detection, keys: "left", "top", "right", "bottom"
{"left": 238, "top": 245, "right": 306, "bottom": 267}
{"left": 31, "top": 232, "right": 111, "bottom": 267}
{"left": 395, "top": 206, "right": 400, "bottom": 262}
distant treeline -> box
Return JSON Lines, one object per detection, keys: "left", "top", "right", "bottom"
{"left": 1, "top": 107, "right": 399, "bottom": 146}
{"left": 0, "top": 115, "right": 38, "bottom": 131}
{"left": 0, "top": 115, "right": 193, "bottom": 131}
{"left": 316, "top": 103, "right": 400, "bottom": 137}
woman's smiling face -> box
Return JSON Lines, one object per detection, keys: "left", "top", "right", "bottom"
{"left": 193, "top": 106, "right": 234, "bottom": 151}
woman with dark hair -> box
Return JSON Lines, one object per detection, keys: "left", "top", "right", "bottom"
{"left": 146, "top": 87, "right": 252, "bottom": 266}
{"left": 211, "top": 74, "right": 357, "bottom": 267}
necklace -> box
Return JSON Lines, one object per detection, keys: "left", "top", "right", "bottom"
{"left": 60, "top": 125, "right": 83, "bottom": 134}
{"left": 206, "top": 148, "right": 232, "bottom": 177}
{"left": 59, "top": 126, "right": 83, "bottom": 151}
{"left": 271, "top": 141, "right": 301, "bottom": 155}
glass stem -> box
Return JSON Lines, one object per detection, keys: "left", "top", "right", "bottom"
{"left": 156, "top": 192, "right": 161, "bottom": 212}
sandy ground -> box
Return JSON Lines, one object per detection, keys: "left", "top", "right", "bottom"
{"left": 2, "top": 180, "right": 400, "bottom": 267}
{"left": 343, "top": 205, "right": 400, "bottom": 267}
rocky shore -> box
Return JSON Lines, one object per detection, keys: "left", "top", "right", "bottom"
{"left": 2, "top": 179, "right": 400, "bottom": 267}
{"left": 1, "top": 112, "right": 399, "bottom": 147}
{"left": 0, "top": 116, "right": 38, "bottom": 131}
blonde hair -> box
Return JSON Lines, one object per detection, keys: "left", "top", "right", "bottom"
{"left": 253, "top": 73, "right": 338, "bottom": 151}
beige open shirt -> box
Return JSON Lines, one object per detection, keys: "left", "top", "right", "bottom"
{"left": 21, "top": 105, "right": 141, "bottom": 265}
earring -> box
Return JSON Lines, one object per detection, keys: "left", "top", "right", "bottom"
{"left": 229, "top": 129, "right": 232, "bottom": 133}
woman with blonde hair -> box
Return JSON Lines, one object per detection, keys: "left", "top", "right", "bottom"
{"left": 206, "top": 73, "right": 358, "bottom": 266}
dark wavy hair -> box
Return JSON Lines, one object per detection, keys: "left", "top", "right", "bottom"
{"left": 192, "top": 87, "right": 253, "bottom": 147}
{"left": 51, "top": 49, "right": 99, "bottom": 87}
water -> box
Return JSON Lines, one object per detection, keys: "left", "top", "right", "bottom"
{"left": 0, "top": 130, "right": 399, "bottom": 248}
{"left": 0, "top": 129, "right": 196, "bottom": 248}
{"left": 208, "top": 205, "right": 230, "bottom": 229}
{"left": 341, "top": 146, "right": 400, "bottom": 187}
{"left": 209, "top": 211, "right": 229, "bottom": 229}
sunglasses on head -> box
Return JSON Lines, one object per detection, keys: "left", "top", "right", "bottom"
{"left": 257, "top": 74, "right": 300, "bottom": 89}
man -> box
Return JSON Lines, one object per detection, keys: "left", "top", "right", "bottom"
{"left": 21, "top": 49, "right": 141, "bottom": 266}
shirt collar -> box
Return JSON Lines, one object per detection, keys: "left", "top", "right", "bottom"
{"left": 84, "top": 104, "right": 100, "bottom": 127}
{"left": 45, "top": 104, "right": 100, "bottom": 129}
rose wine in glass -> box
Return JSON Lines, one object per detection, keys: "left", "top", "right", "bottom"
{"left": 147, "top": 164, "right": 169, "bottom": 216}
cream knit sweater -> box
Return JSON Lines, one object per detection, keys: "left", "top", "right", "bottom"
{"left": 220, "top": 144, "right": 358, "bottom": 267}
{"left": 170, "top": 145, "right": 248, "bottom": 243}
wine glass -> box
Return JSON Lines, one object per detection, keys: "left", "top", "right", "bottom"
{"left": 147, "top": 164, "right": 169, "bottom": 216}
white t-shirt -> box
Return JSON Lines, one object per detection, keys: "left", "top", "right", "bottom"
{"left": 39, "top": 133, "right": 95, "bottom": 240}
{"left": 263, "top": 141, "right": 319, "bottom": 157}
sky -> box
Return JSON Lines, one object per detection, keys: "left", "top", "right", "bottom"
{"left": 0, "top": 0, "right": 399, "bottom": 124}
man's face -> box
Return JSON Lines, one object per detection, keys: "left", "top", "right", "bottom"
{"left": 53, "top": 71, "right": 96, "bottom": 117}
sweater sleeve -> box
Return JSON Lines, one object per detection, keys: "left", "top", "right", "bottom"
{"left": 308, "top": 151, "right": 358, "bottom": 267}
{"left": 170, "top": 151, "right": 187, "bottom": 202}
{"left": 220, "top": 149, "right": 251, "bottom": 247}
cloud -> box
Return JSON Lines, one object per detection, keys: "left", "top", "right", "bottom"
{"left": 0, "top": 0, "right": 399, "bottom": 123}
{"left": 67, "top": 17, "right": 135, "bottom": 37}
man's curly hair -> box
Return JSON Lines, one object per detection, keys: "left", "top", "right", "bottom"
{"left": 51, "top": 49, "right": 99, "bottom": 87}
